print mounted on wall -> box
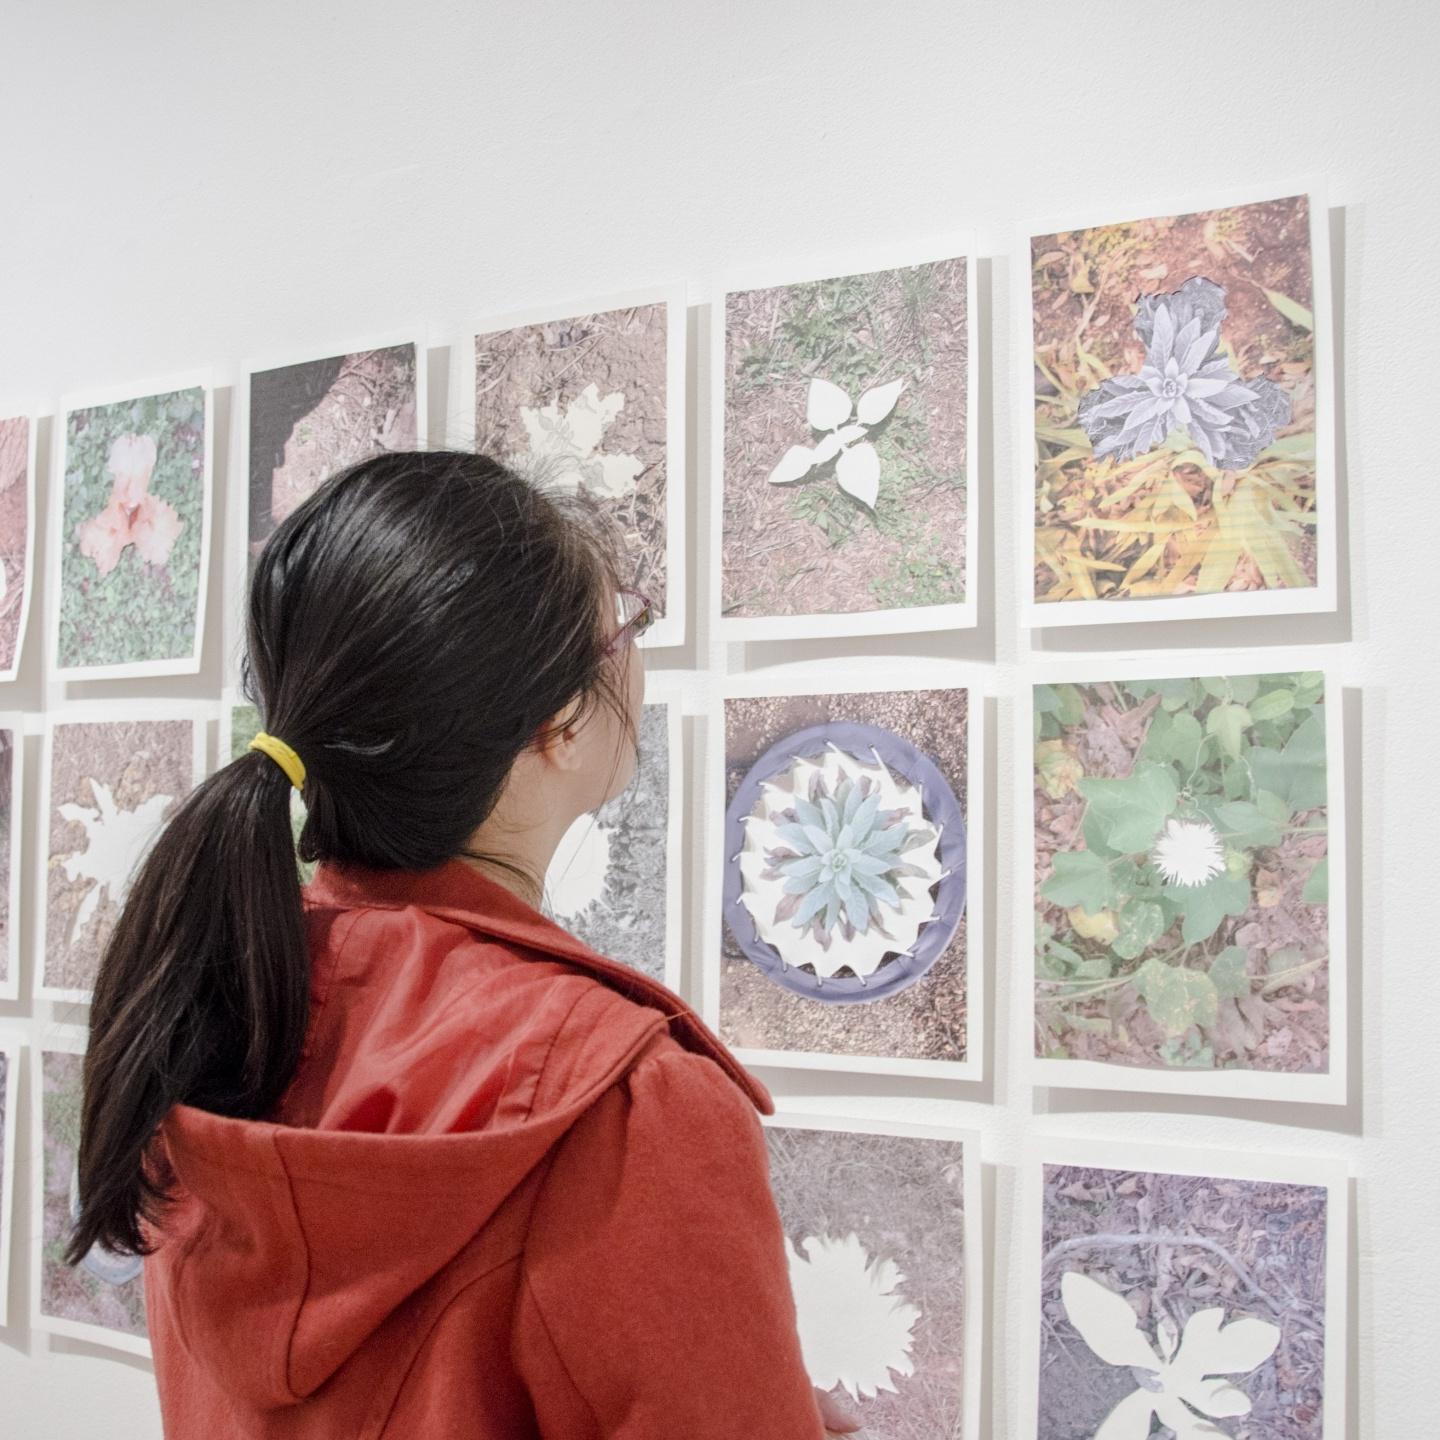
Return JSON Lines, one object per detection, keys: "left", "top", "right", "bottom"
{"left": 766, "top": 1113, "right": 982, "bottom": 1440}
{"left": 0, "top": 410, "right": 37, "bottom": 682}
{"left": 706, "top": 663, "right": 984, "bottom": 1080}
{"left": 220, "top": 691, "right": 314, "bottom": 884}
{"left": 50, "top": 374, "right": 213, "bottom": 679}
{"left": 32, "top": 1026, "right": 150, "bottom": 1356}
{"left": 36, "top": 706, "right": 207, "bottom": 1003}
{"left": 0, "top": 715, "right": 23, "bottom": 1001}
{"left": 542, "top": 679, "right": 682, "bottom": 988}
{"left": 0, "top": 1030, "right": 19, "bottom": 1325}
{"left": 714, "top": 238, "right": 977, "bottom": 640}
{"left": 461, "top": 285, "right": 686, "bottom": 648}
{"left": 1023, "top": 661, "right": 1345, "bottom": 1103}
{"left": 1016, "top": 182, "right": 1334, "bottom": 626}
{"left": 1019, "top": 1136, "right": 1346, "bottom": 1440}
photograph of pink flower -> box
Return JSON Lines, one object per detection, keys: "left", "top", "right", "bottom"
{"left": 0, "top": 414, "right": 36, "bottom": 680}
{"left": 54, "top": 382, "right": 211, "bottom": 677}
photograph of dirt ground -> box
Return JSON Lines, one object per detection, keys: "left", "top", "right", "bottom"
{"left": 1038, "top": 1162, "right": 1328, "bottom": 1440}
{"left": 543, "top": 701, "right": 669, "bottom": 981}
{"left": 721, "top": 258, "right": 968, "bottom": 621}
{"left": 720, "top": 687, "right": 968, "bottom": 1064}
{"left": 768, "top": 1124, "right": 968, "bottom": 1440}
{"left": 44, "top": 719, "right": 197, "bottom": 995}
{"left": 248, "top": 344, "right": 418, "bottom": 562}
{"left": 473, "top": 302, "right": 671, "bottom": 625}
{"left": 40, "top": 1049, "right": 147, "bottom": 1344}
{"left": 1030, "top": 195, "right": 1316, "bottom": 606}
{"left": 0, "top": 415, "right": 30, "bottom": 675}
{"left": 1034, "top": 672, "right": 1331, "bottom": 1076}
{"left": 58, "top": 388, "right": 207, "bottom": 671}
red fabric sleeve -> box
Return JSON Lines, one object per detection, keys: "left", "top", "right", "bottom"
{"left": 512, "top": 1045, "right": 826, "bottom": 1439}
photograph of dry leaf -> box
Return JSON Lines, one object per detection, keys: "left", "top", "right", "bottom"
{"left": 722, "top": 258, "right": 968, "bottom": 621}
{"left": 248, "top": 344, "right": 419, "bottom": 562}
{"left": 769, "top": 1124, "right": 968, "bottom": 1440}
{"left": 1031, "top": 195, "right": 1316, "bottom": 606}
{"left": 40, "top": 1047, "right": 147, "bottom": 1343}
{"left": 1034, "top": 672, "right": 1331, "bottom": 1076}
{"left": 0, "top": 415, "right": 31, "bottom": 674}
{"left": 44, "top": 719, "right": 197, "bottom": 995}
{"left": 473, "top": 303, "right": 671, "bottom": 624}
{"left": 720, "top": 687, "right": 968, "bottom": 1064}
{"left": 543, "top": 701, "right": 670, "bottom": 981}
{"left": 1039, "top": 1162, "right": 1328, "bottom": 1440}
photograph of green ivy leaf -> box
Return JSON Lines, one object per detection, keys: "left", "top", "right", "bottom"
{"left": 1033, "top": 671, "right": 1332, "bottom": 1075}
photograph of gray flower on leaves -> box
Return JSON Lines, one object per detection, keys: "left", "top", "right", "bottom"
{"left": 721, "top": 258, "right": 969, "bottom": 622}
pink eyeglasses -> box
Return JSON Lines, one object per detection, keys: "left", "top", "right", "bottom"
{"left": 603, "top": 588, "right": 655, "bottom": 655}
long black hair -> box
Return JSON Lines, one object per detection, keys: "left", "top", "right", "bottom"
{"left": 68, "top": 451, "right": 628, "bottom": 1262}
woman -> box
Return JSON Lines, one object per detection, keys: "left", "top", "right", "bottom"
{"left": 70, "top": 452, "right": 857, "bottom": 1438}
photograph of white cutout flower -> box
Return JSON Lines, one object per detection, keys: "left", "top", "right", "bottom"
{"left": 33, "top": 1034, "right": 149, "bottom": 1355}
{"left": 1024, "top": 189, "right": 1332, "bottom": 623}
{"left": 247, "top": 341, "right": 420, "bottom": 565}
{"left": 543, "top": 697, "right": 678, "bottom": 986}
{"left": 766, "top": 1116, "right": 977, "bottom": 1440}
{"left": 719, "top": 246, "right": 974, "bottom": 636}
{"left": 1033, "top": 1151, "right": 1339, "bottom": 1440}
{"left": 39, "top": 714, "right": 203, "bottom": 1000}
{"left": 55, "top": 383, "right": 210, "bottom": 677}
{"left": 0, "top": 413, "right": 36, "bottom": 680}
{"left": 472, "top": 292, "right": 681, "bottom": 644}
{"left": 1030, "top": 668, "right": 1342, "bottom": 1099}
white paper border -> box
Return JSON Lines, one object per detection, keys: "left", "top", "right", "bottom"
{"left": 0, "top": 409, "right": 39, "bottom": 684}
{"left": 1015, "top": 652, "right": 1348, "bottom": 1104}
{"left": 1013, "top": 178, "right": 1336, "bottom": 629}
{"left": 703, "top": 658, "right": 986, "bottom": 1082}
{"left": 710, "top": 235, "right": 979, "bottom": 641}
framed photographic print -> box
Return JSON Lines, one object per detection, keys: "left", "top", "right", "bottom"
{"left": 0, "top": 1028, "right": 19, "bottom": 1325}
{"left": 0, "top": 409, "right": 37, "bottom": 682}
{"left": 0, "top": 714, "right": 23, "bottom": 1000}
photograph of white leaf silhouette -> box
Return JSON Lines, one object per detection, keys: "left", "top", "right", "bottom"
{"left": 542, "top": 698, "right": 675, "bottom": 985}
{"left": 716, "top": 681, "right": 972, "bottom": 1075}
{"left": 767, "top": 1117, "right": 975, "bottom": 1440}
{"left": 1026, "top": 190, "right": 1329, "bottom": 622}
{"left": 1030, "top": 667, "right": 1341, "bottom": 1102}
{"left": 39, "top": 716, "right": 201, "bottom": 1000}
{"left": 1035, "top": 1155, "right": 1337, "bottom": 1440}
{"left": 719, "top": 251, "right": 972, "bottom": 636}
{"left": 247, "top": 342, "right": 420, "bottom": 566}
{"left": 472, "top": 295, "right": 679, "bottom": 644}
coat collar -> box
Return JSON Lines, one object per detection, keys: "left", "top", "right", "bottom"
{"left": 304, "top": 857, "right": 771, "bottom": 1113}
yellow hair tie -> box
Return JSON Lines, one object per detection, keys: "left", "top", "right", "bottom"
{"left": 249, "top": 731, "right": 306, "bottom": 790}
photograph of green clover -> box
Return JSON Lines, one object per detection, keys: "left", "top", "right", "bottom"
{"left": 1029, "top": 667, "right": 1344, "bottom": 1102}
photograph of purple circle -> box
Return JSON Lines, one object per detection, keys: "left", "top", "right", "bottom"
{"left": 724, "top": 720, "right": 967, "bottom": 1004}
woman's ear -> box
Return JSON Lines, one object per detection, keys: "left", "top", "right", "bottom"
{"left": 530, "top": 697, "right": 588, "bottom": 773}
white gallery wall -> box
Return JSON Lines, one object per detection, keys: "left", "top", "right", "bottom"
{"left": 1, "top": 0, "right": 1435, "bottom": 1434}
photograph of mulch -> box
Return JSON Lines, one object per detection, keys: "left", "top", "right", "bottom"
{"left": 543, "top": 701, "right": 669, "bottom": 981}
{"left": 473, "top": 302, "right": 671, "bottom": 624}
{"left": 1038, "top": 1162, "right": 1328, "bottom": 1440}
{"left": 720, "top": 687, "right": 968, "bottom": 1064}
{"left": 59, "top": 387, "right": 208, "bottom": 672}
{"left": 248, "top": 344, "right": 419, "bottom": 562}
{"left": 0, "top": 414, "right": 31, "bottom": 674}
{"left": 40, "top": 1048, "right": 148, "bottom": 1343}
{"left": 0, "top": 726, "right": 13, "bottom": 991}
{"left": 44, "top": 719, "right": 197, "bottom": 995}
{"left": 721, "top": 258, "right": 968, "bottom": 622}
{"left": 1034, "top": 672, "right": 1330, "bottom": 1076}
{"left": 1031, "top": 194, "right": 1317, "bottom": 606}
{"left": 768, "top": 1124, "right": 968, "bottom": 1440}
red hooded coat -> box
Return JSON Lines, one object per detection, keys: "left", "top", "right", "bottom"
{"left": 144, "top": 858, "right": 828, "bottom": 1439}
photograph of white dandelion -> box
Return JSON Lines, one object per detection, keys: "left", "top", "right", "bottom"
{"left": 0, "top": 1030, "right": 19, "bottom": 1325}
{"left": 0, "top": 717, "right": 22, "bottom": 1000}
{"left": 715, "top": 239, "right": 976, "bottom": 640}
{"left": 1025, "top": 662, "right": 1345, "bottom": 1103}
{"left": 765, "top": 1113, "right": 981, "bottom": 1440}
{"left": 542, "top": 686, "right": 681, "bottom": 988}
{"left": 0, "top": 411, "right": 37, "bottom": 681}
{"left": 707, "top": 663, "right": 984, "bottom": 1081}
{"left": 37, "top": 708, "right": 206, "bottom": 1002}
{"left": 31, "top": 1027, "right": 150, "bottom": 1356}
{"left": 1017, "top": 183, "right": 1335, "bottom": 626}
{"left": 1020, "top": 1137, "right": 1345, "bottom": 1440}
{"left": 465, "top": 286, "right": 685, "bottom": 648}
{"left": 51, "top": 376, "right": 213, "bottom": 678}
